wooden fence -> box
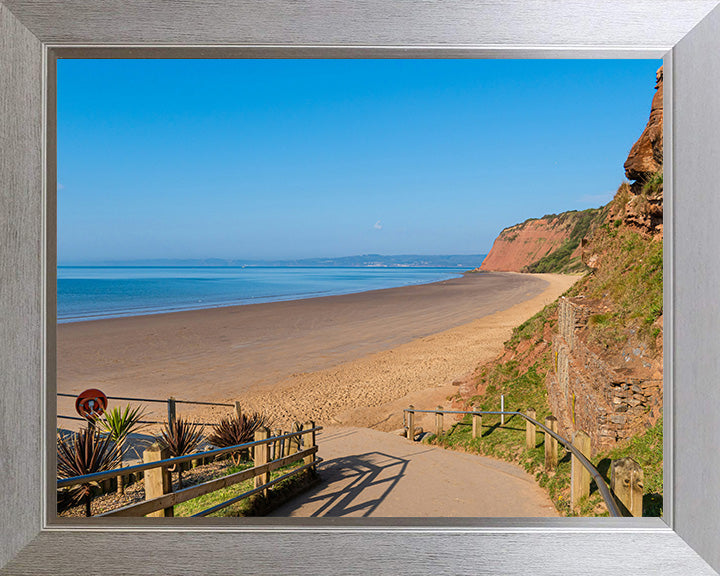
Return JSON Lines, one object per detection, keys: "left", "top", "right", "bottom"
{"left": 404, "top": 406, "right": 644, "bottom": 517}
{"left": 57, "top": 423, "right": 322, "bottom": 518}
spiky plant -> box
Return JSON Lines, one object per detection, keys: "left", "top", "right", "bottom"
{"left": 56, "top": 427, "right": 123, "bottom": 517}
{"left": 99, "top": 404, "right": 149, "bottom": 494}
{"left": 157, "top": 417, "right": 204, "bottom": 488}
{"left": 208, "top": 412, "right": 272, "bottom": 465}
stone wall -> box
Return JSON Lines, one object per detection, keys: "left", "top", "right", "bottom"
{"left": 547, "top": 298, "right": 662, "bottom": 454}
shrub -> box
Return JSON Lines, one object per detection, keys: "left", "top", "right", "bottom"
{"left": 100, "top": 404, "right": 149, "bottom": 452}
{"left": 208, "top": 413, "right": 273, "bottom": 465}
{"left": 99, "top": 404, "right": 149, "bottom": 494}
{"left": 157, "top": 417, "right": 205, "bottom": 488}
{"left": 57, "top": 426, "right": 123, "bottom": 516}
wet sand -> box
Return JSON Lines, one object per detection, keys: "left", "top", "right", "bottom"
{"left": 57, "top": 272, "right": 578, "bottom": 429}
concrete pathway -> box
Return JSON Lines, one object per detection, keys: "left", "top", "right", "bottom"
{"left": 270, "top": 426, "right": 558, "bottom": 517}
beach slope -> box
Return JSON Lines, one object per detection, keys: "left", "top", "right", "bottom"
{"left": 57, "top": 272, "right": 577, "bottom": 427}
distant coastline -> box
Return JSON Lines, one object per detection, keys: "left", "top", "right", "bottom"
{"left": 59, "top": 253, "right": 488, "bottom": 269}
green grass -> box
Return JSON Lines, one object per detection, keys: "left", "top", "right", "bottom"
{"left": 426, "top": 393, "right": 576, "bottom": 516}
{"left": 642, "top": 171, "right": 663, "bottom": 196}
{"left": 569, "top": 228, "right": 663, "bottom": 351}
{"left": 428, "top": 291, "right": 663, "bottom": 517}
{"left": 429, "top": 299, "right": 570, "bottom": 513}
{"left": 173, "top": 461, "right": 307, "bottom": 517}
{"left": 505, "top": 302, "right": 558, "bottom": 349}
{"left": 558, "top": 417, "right": 664, "bottom": 517}
{"left": 428, "top": 405, "right": 663, "bottom": 517}
{"left": 597, "top": 417, "right": 663, "bottom": 516}
{"left": 428, "top": 342, "right": 581, "bottom": 516}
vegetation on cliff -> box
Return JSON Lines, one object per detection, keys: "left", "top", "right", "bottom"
{"left": 522, "top": 208, "right": 606, "bottom": 274}
{"left": 479, "top": 209, "right": 605, "bottom": 273}
{"left": 438, "top": 172, "right": 664, "bottom": 517}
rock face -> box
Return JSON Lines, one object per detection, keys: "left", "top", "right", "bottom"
{"left": 624, "top": 66, "right": 663, "bottom": 192}
{"left": 612, "top": 65, "right": 664, "bottom": 235}
{"left": 479, "top": 216, "right": 580, "bottom": 272}
{"left": 479, "top": 209, "right": 603, "bottom": 273}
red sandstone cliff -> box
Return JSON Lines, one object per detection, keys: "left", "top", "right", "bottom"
{"left": 615, "top": 65, "right": 664, "bottom": 235}
{"left": 479, "top": 208, "right": 603, "bottom": 273}
{"left": 479, "top": 217, "right": 579, "bottom": 272}
{"left": 624, "top": 66, "right": 663, "bottom": 191}
{"left": 480, "top": 66, "right": 663, "bottom": 273}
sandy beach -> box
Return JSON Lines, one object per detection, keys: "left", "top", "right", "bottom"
{"left": 57, "top": 272, "right": 578, "bottom": 430}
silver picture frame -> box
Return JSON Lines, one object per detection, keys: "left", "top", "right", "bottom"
{"left": 2, "top": 1, "right": 720, "bottom": 573}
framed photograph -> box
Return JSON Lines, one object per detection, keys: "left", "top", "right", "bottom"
{"left": 2, "top": 1, "right": 720, "bottom": 574}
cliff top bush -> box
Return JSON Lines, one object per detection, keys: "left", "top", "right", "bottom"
{"left": 523, "top": 207, "right": 606, "bottom": 274}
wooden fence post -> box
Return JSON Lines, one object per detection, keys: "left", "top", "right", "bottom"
{"left": 286, "top": 421, "right": 301, "bottom": 456}
{"left": 571, "top": 430, "right": 592, "bottom": 510}
{"left": 525, "top": 408, "right": 536, "bottom": 450}
{"left": 143, "top": 442, "right": 173, "bottom": 517}
{"left": 254, "top": 427, "right": 270, "bottom": 497}
{"left": 273, "top": 428, "right": 282, "bottom": 460}
{"left": 544, "top": 415, "right": 558, "bottom": 470}
{"left": 471, "top": 406, "right": 482, "bottom": 440}
{"left": 303, "top": 420, "right": 316, "bottom": 470}
{"left": 407, "top": 406, "right": 415, "bottom": 442}
{"left": 234, "top": 401, "right": 242, "bottom": 420}
{"left": 435, "top": 406, "right": 444, "bottom": 436}
{"left": 167, "top": 397, "right": 177, "bottom": 428}
{"left": 611, "top": 458, "right": 644, "bottom": 517}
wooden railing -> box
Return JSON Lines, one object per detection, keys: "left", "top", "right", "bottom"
{"left": 57, "top": 423, "right": 322, "bottom": 517}
{"left": 403, "top": 406, "right": 631, "bottom": 517}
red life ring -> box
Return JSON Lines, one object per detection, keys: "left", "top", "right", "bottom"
{"left": 75, "top": 388, "right": 108, "bottom": 420}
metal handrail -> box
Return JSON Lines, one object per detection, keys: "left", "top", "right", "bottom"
{"left": 56, "top": 426, "right": 323, "bottom": 489}
{"left": 404, "top": 408, "right": 621, "bottom": 517}
{"left": 57, "top": 392, "right": 233, "bottom": 407}
{"left": 56, "top": 414, "right": 216, "bottom": 426}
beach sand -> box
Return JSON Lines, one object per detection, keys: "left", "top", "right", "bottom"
{"left": 56, "top": 272, "right": 578, "bottom": 431}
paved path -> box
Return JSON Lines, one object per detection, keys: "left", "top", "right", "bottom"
{"left": 270, "top": 427, "right": 558, "bottom": 517}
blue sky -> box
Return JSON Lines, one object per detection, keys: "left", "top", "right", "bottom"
{"left": 57, "top": 59, "right": 661, "bottom": 263}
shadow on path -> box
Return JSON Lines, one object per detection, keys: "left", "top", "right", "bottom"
{"left": 278, "top": 451, "right": 408, "bottom": 517}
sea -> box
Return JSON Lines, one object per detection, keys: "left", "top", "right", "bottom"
{"left": 57, "top": 266, "right": 467, "bottom": 323}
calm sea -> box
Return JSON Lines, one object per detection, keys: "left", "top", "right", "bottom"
{"left": 57, "top": 266, "right": 466, "bottom": 323}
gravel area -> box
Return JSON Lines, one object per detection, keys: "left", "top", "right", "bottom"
{"left": 58, "top": 457, "right": 237, "bottom": 518}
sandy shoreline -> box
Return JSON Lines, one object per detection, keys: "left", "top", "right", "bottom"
{"left": 57, "top": 272, "right": 578, "bottom": 430}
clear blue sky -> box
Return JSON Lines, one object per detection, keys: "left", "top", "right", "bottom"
{"left": 57, "top": 59, "right": 661, "bottom": 264}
